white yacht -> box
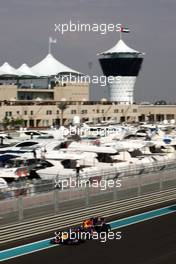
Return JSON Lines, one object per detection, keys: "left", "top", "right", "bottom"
{"left": 0, "top": 140, "right": 41, "bottom": 155}
{"left": 36, "top": 140, "right": 176, "bottom": 182}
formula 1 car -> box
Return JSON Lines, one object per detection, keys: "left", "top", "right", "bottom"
{"left": 82, "top": 217, "right": 111, "bottom": 233}
{"left": 50, "top": 217, "right": 111, "bottom": 245}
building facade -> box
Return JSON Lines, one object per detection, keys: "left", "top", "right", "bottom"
{"left": 0, "top": 100, "right": 176, "bottom": 128}
{"left": 0, "top": 82, "right": 89, "bottom": 102}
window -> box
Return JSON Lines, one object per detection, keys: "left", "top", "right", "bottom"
{"left": 102, "top": 109, "right": 104, "bottom": 113}
{"left": 24, "top": 131, "right": 40, "bottom": 136}
{"left": 81, "top": 110, "right": 87, "bottom": 114}
{"left": 71, "top": 110, "right": 77, "bottom": 114}
{"left": 5, "top": 111, "right": 12, "bottom": 117}
{"left": 46, "top": 110, "right": 52, "bottom": 115}
{"left": 114, "top": 109, "right": 119, "bottom": 113}
{"left": 96, "top": 109, "right": 100, "bottom": 113}
{"left": 16, "top": 142, "right": 38, "bottom": 147}
{"left": 30, "top": 110, "right": 34, "bottom": 115}
{"left": 56, "top": 110, "right": 59, "bottom": 114}
{"left": 16, "top": 111, "right": 20, "bottom": 115}
{"left": 27, "top": 159, "right": 38, "bottom": 166}
{"left": 133, "top": 109, "right": 137, "bottom": 113}
{"left": 24, "top": 110, "right": 27, "bottom": 115}
{"left": 166, "top": 114, "right": 174, "bottom": 120}
{"left": 38, "top": 160, "right": 53, "bottom": 167}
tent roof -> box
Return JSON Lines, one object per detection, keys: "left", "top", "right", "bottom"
{"left": 0, "top": 68, "right": 6, "bottom": 75}
{"left": 31, "top": 53, "right": 81, "bottom": 77}
{"left": 99, "top": 39, "right": 143, "bottom": 55}
{"left": 17, "top": 63, "right": 36, "bottom": 77}
{"left": 0, "top": 62, "right": 19, "bottom": 76}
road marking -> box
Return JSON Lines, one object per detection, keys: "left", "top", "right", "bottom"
{"left": 1, "top": 203, "right": 176, "bottom": 262}
{"left": 110, "top": 204, "right": 176, "bottom": 229}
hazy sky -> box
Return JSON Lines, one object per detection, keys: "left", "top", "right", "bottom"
{"left": 0, "top": 0, "right": 176, "bottom": 102}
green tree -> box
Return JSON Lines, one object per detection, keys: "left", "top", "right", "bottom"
{"left": 2, "top": 117, "right": 10, "bottom": 130}
{"left": 14, "top": 118, "right": 25, "bottom": 127}
{"left": 58, "top": 102, "right": 68, "bottom": 126}
{"left": 2, "top": 117, "right": 25, "bottom": 130}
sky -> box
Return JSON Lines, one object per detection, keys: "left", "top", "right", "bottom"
{"left": 0, "top": 0, "right": 176, "bottom": 103}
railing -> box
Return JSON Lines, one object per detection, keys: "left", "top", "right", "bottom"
{"left": 0, "top": 162, "right": 176, "bottom": 226}
{"left": 1, "top": 188, "right": 176, "bottom": 244}
{"left": 1, "top": 158, "right": 176, "bottom": 201}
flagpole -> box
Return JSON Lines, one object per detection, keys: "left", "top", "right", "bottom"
{"left": 119, "top": 24, "right": 122, "bottom": 40}
{"left": 120, "top": 30, "right": 122, "bottom": 40}
{"left": 49, "top": 38, "right": 51, "bottom": 54}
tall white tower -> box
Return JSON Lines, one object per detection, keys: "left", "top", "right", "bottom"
{"left": 99, "top": 38, "right": 144, "bottom": 104}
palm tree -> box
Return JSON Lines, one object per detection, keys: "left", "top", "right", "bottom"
{"left": 57, "top": 101, "right": 68, "bottom": 126}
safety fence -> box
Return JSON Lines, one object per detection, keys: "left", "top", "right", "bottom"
{"left": 1, "top": 158, "right": 176, "bottom": 201}
{"left": 0, "top": 163, "right": 176, "bottom": 226}
{"left": 1, "top": 188, "right": 176, "bottom": 244}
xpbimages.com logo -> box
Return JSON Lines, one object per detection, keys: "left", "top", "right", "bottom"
{"left": 54, "top": 178, "right": 122, "bottom": 191}
{"left": 59, "top": 125, "right": 122, "bottom": 138}
{"left": 57, "top": 230, "right": 122, "bottom": 243}
{"left": 54, "top": 21, "right": 122, "bottom": 35}
{"left": 54, "top": 74, "right": 121, "bottom": 87}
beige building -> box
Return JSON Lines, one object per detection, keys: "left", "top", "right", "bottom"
{"left": 0, "top": 83, "right": 176, "bottom": 128}
{"left": 0, "top": 100, "right": 176, "bottom": 128}
{"left": 0, "top": 85, "right": 17, "bottom": 101}
{"left": 53, "top": 83, "right": 89, "bottom": 101}
{"left": 0, "top": 83, "right": 89, "bottom": 101}
{"left": 138, "top": 105, "right": 176, "bottom": 122}
{"left": 0, "top": 100, "right": 138, "bottom": 127}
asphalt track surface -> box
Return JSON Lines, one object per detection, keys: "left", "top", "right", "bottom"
{"left": 1, "top": 208, "right": 176, "bottom": 264}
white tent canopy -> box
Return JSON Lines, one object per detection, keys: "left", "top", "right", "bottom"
{"left": 0, "top": 53, "right": 83, "bottom": 78}
{"left": 31, "top": 53, "right": 81, "bottom": 77}
{"left": 0, "top": 62, "right": 19, "bottom": 76}
{"left": 17, "top": 63, "right": 36, "bottom": 77}
{"left": 99, "top": 39, "right": 143, "bottom": 55}
{"left": 0, "top": 68, "right": 7, "bottom": 76}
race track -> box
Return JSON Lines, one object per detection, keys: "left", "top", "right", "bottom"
{"left": 1, "top": 205, "right": 176, "bottom": 264}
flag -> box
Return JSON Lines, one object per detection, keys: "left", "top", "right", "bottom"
{"left": 49, "top": 37, "right": 57, "bottom": 43}
{"left": 120, "top": 26, "right": 130, "bottom": 33}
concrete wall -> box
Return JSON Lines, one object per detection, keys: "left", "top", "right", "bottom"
{"left": 54, "top": 83, "right": 89, "bottom": 101}
{"left": 0, "top": 85, "right": 17, "bottom": 101}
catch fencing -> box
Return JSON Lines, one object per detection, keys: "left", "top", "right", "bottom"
{"left": 0, "top": 161, "right": 176, "bottom": 225}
